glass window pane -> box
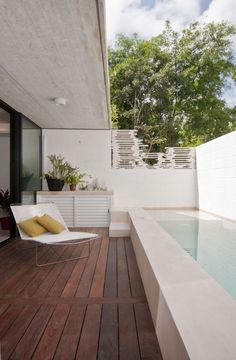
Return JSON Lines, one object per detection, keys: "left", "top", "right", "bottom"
{"left": 21, "top": 116, "right": 42, "bottom": 203}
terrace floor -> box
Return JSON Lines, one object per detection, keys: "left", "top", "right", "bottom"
{"left": 0, "top": 228, "right": 162, "bottom": 360}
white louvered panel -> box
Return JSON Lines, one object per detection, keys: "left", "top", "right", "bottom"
{"left": 112, "top": 129, "right": 196, "bottom": 169}
{"left": 75, "top": 196, "right": 111, "bottom": 227}
{"left": 37, "top": 195, "right": 74, "bottom": 227}
{"left": 37, "top": 193, "right": 113, "bottom": 228}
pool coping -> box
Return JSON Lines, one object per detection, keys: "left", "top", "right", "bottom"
{"left": 129, "top": 208, "right": 236, "bottom": 360}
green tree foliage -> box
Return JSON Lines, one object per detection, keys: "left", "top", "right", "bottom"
{"left": 109, "top": 21, "right": 236, "bottom": 150}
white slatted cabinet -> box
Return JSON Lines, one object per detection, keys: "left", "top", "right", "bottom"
{"left": 75, "top": 196, "right": 111, "bottom": 227}
{"left": 36, "top": 191, "right": 113, "bottom": 227}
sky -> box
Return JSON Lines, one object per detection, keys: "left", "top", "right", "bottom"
{"left": 105, "top": 0, "right": 236, "bottom": 107}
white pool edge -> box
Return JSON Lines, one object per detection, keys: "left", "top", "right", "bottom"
{"left": 129, "top": 208, "right": 236, "bottom": 360}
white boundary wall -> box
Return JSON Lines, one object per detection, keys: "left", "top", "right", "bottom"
{"left": 196, "top": 130, "right": 236, "bottom": 221}
{"left": 42, "top": 129, "right": 197, "bottom": 208}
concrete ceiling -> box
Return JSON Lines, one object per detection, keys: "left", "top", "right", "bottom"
{"left": 0, "top": 0, "right": 111, "bottom": 129}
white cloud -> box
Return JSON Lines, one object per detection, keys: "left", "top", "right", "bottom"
{"left": 202, "top": 0, "right": 236, "bottom": 24}
{"left": 106, "top": 0, "right": 201, "bottom": 45}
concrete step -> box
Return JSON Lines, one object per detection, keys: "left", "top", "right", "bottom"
{"left": 110, "top": 208, "right": 129, "bottom": 223}
{"left": 109, "top": 222, "right": 130, "bottom": 237}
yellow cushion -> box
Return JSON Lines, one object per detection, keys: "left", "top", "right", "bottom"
{"left": 37, "top": 214, "right": 65, "bottom": 234}
{"left": 18, "top": 216, "right": 47, "bottom": 237}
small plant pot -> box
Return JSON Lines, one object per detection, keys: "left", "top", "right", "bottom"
{"left": 0, "top": 216, "right": 11, "bottom": 230}
{"left": 46, "top": 178, "right": 65, "bottom": 191}
{"left": 69, "top": 184, "right": 77, "bottom": 191}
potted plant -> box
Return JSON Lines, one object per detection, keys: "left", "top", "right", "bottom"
{"left": 43, "top": 154, "right": 71, "bottom": 191}
{"left": 65, "top": 170, "right": 88, "bottom": 191}
{"left": 0, "top": 189, "right": 11, "bottom": 230}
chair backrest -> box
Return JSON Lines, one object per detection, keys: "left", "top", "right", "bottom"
{"left": 10, "top": 202, "right": 69, "bottom": 239}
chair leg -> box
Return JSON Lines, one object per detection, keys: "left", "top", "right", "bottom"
{"left": 35, "top": 240, "right": 93, "bottom": 267}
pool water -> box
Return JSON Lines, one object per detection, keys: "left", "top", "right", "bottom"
{"left": 148, "top": 209, "right": 236, "bottom": 299}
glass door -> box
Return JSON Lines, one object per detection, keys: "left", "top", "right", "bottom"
{"left": 0, "top": 108, "right": 11, "bottom": 243}
{"left": 21, "top": 116, "right": 42, "bottom": 204}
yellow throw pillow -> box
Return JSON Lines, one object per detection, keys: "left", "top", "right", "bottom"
{"left": 37, "top": 214, "right": 65, "bottom": 234}
{"left": 18, "top": 216, "right": 47, "bottom": 237}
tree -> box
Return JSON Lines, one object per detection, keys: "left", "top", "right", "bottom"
{"left": 109, "top": 21, "right": 236, "bottom": 150}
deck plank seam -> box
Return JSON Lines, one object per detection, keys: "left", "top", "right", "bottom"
{"left": 89, "top": 236, "right": 106, "bottom": 298}
{"left": 7, "top": 304, "right": 41, "bottom": 359}
{"left": 51, "top": 302, "right": 73, "bottom": 360}
{"left": 74, "top": 303, "right": 88, "bottom": 359}
{"left": 19, "top": 304, "right": 56, "bottom": 360}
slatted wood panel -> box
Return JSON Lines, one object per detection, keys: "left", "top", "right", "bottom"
{"left": 0, "top": 231, "right": 162, "bottom": 360}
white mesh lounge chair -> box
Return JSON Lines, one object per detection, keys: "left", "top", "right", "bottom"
{"left": 10, "top": 203, "right": 98, "bottom": 266}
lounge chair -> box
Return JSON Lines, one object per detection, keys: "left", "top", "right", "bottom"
{"left": 10, "top": 202, "right": 98, "bottom": 266}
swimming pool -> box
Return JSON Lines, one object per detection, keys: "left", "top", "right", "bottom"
{"left": 148, "top": 209, "right": 236, "bottom": 299}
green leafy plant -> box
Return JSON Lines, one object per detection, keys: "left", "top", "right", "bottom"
{"left": 43, "top": 154, "right": 72, "bottom": 180}
{"left": 0, "top": 189, "right": 11, "bottom": 215}
{"left": 65, "top": 168, "right": 87, "bottom": 185}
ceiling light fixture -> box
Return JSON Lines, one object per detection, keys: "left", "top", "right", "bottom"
{"left": 54, "top": 97, "right": 67, "bottom": 106}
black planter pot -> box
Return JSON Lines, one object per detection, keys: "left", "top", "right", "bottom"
{"left": 46, "top": 177, "right": 65, "bottom": 191}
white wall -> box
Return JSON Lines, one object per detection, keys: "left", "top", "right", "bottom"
{"left": 0, "top": 134, "right": 10, "bottom": 191}
{"left": 42, "top": 129, "right": 197, "bottom": 208}
{"left": 196, "top": 130, "right": 236, "bottom": 221}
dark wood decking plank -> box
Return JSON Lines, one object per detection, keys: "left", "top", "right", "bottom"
{"left": 75, "top": 238, "right": 101, "bottom": 297}
{"left": 98, "top": 304, "right": 118, "bottom": 360}
{"left": 47, "top": 243, "right": 85, "bottom": 297}
{"left": 0, "top": 303, "right": 9, "bottom": 317}
{"left": 119, "top": 303, "right": 141, "bottom": 360}
{"left": 125, "top": 238, "right": 145, "bottom": 297}
{"left": 104, "top": 238, "right": 117, "bottom": 297}
{"left": 53, "top": 304, "right": 86, "bottom": 360}
{"left": 61, "top": 246, "right": 90, "bottom": 298}
{"left": 0, "top": 246, "right": 34, "bottom": 283}
{"left": 19, "top": 246, "right": 67, "bottom": 297}
{"left": 0, "top": 305, "right": 24, "bottom": 338}
{"left": 32, "top": 303, "right": 71, "bottom": 360}
{"left": 1, "top": 304, "right": 39, "bottom": 359}
{"left": 0, "top": 240, "right": 18, "bottom": 264}
{"left": 48, "top": 260, "right": 78, "bottom": 297}
{"left": 117, "top": 239, "right": 131, "bottom": 297}
{"left": 0, "top": 247, "right": 49, "bottom": 297}
{"left": 10, "top": 305, "right": 55, "bottom": 360}
{"left": 0, "top": 238, "right": 16, "bottom": 253}
{"left": 134, "top": 303, "right": 163, "bottom": 360}
{"left": 90, "top": 236, "right": 109, "bottom": 297}
{"left": 0, "top": 296, "right": 146, "bottom": 305}
{"left": 76, "top": 304, "right": 102, "bottom": 360}
{"left": 0, "top": 230, "right": 161, "bottom": 360}
{"left": 20, "top": 260, "right": 55, "bottom": 298}
{"left": 31, "top": 247, "right": 75, "bottom": 298}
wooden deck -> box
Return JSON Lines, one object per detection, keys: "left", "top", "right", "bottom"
{"left": 0, "top": 228, "right": 162, "bottom": 360}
